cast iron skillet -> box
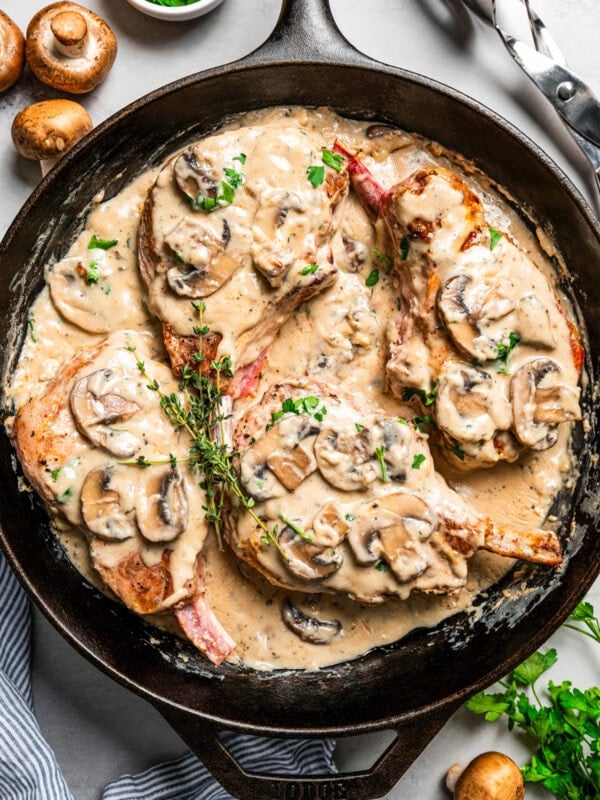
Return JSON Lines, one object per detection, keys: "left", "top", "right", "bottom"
{"left": 1, "top": 1, "right": 599, "bottom": 798}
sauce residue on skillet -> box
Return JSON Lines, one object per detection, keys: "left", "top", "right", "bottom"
{"left": 6, "top": 106, "right": 579, "bottom": 671}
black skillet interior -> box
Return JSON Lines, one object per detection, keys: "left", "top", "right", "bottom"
{"left": 1, "top": 0, "right": 599, "bottom": 797}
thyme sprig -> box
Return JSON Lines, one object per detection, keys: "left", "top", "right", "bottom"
{"left": 126, "top": 311, "right": 285, "bottom": 557}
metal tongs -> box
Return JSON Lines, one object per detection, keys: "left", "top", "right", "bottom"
{"left": 492, "top": 0, "right": 600, "bottom": 193}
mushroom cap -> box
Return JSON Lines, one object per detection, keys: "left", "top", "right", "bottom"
{"left": 0, "top": 11, "right": 25, "bottom": 93}
{"left": 450, "top": 751, "right": 524, "bottom": 800}
{"left": 26, "top": 2, "right": 117, "bottom": 94}
{"left": 11, "top": 98, "right": 93, "bottom": 161}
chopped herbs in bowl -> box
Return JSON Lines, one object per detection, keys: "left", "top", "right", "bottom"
{"left": 124, "top": 0, "right": 226, "bottom": 21}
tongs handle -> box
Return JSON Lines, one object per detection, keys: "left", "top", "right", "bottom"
{"left": 499, "top": 34, "right": 600, "bottom": 151}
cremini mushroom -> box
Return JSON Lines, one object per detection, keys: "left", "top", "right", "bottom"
{"left": 136, "top": 467, "right": 188, "bottom": 543}
{"left": 311, "top": 501, "right": 350, "bottom": 547}
{"left": 80, "top": 466, "right": 136, "bottom": 541}
{"left": 281, "top": 598, "right": 342, "bottom": 644}
{"left": 436, "top": 366, "right": 512, "bottom": 444}
{"left": 11, "top": 99, "right": 93, "bottom": 176}
{"left": 314, "top": 417, "right": 412, "bottom": 491}
{"left": 445, "top": 751, "right": 524, "bottom": 800}
{"left": 239, "top": 415, "right": 319, "bottom": 500}
{"left": 70, "top": 368, "right": 142, "bottom": 457}
{"left": 251, "top": 189, "right": 311, "bottom": 287}
{"left": 347, "top": 492, "right": 436, "bottom": 580}
{"left": 173, "top": 146, "right": 220, "bottom": 204}
{"left": 278, "top": 524, "right": 342, "bottom": 582}
{"left": 0, "top": 11, "right": 25, "bottom": 93}
{"left": 164, "top": 217, "right": 239, "bottom": 298}
{"left": 26, "top": 2, "right": 117, "bottom": 94}
{"left": 511, "top": 357, "right": 581, "bottom": 449}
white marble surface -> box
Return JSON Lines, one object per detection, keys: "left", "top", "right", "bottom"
{"left": 0, "top": 1, "right": 598, "bottom": 798}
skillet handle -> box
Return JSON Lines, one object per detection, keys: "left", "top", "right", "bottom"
{"left": 158, "top": 701, "right": 460, "bottom": 800}
{"left": 246, "top": 0, "right": 366, "bottom": 65}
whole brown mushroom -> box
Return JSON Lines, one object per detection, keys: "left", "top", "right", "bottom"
{"left": 26, "top": 2, "right": 117, "bottom": 94}
{"left": 0, "top": 11, "right": 25, "bottom": 93}
{"left": 446, "top": 752, "right": 525, "bottom": 800}
{"left": 12, "top": 99, "right": 93, "bottom": 176}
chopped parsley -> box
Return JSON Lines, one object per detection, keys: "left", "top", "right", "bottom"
{"left": 135, "top": 455, "right": 152, "bottom": 468}
{"left": 85, "top": 261, "right": 101, "bottom": 284}
{"left": 448, "top": 443, "right": 465, "bottom": 461}
{"left": 269, "top": 395, "right": 328, "bottom": 427}
{"left": 88, "top": 235, "right": 118, "bottom": 250}
{"left": 279, "top": 514, "right": 313, "bottom": 541}
{"left": 365, "top": 269, "right": 380, "bottom": 287}
{"left": 233, "top": 153, "right": 247, "bottom": 164}
{"left": 402, "top": 385, "right": 437, "bottom": 406}
{"left": 301, "top": 263, "right": 320, "bottom": 275}
{"left": 321, "top": 148, "right": 344, "bottom": 172}
{"left": 399, "top": 236, "right": 410, "bottom": 261}
{"left": 306, "top": 164, "right": 325, "bottom": 188}
{"left": 50, "top": 468, "right": 61, "bottom": 482}
{"left": 489, "top": 226, "right": 503, "bottom": 250}
{"left": 375, "top": 559, "right": 389, "bottom": 572}
{"left": 223, "top": 167, "right": 244, "bottom": 189}
{"left": 175, "top": 251, "right": 186, "bottom": 264}
{"left": 397, "top": 417, "right": 408, "bottom": 425}
{"left": 413, "top": 415, "right": 434, "bottom": 433}
{"left": 496, "top": 332, "right": 520, "bottom": 371}
{"left": 412, "top": 453, "right": 426, "bottom": 469}
{"left": 57, "top": 487, "right": 73, "bottom": 504}
{"left": 345, "top": 513, "right": 356, "bottom": 522}
{"left": 375, "top": 445, "right": 388, "bottom": 482}
{"left": 355, "top": 423, "right": 364, "bottom": 432}
{"left": 101, "top": 284, "right": 111, "bottom": 295}
{"left": 190, "top": 163, "right": 245, "bottom": 213}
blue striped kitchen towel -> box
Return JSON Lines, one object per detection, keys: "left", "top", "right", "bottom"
{"left": 0, "top": 552, "right": 337, "bottom": 800}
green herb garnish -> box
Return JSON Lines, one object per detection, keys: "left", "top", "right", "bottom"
{"left": 57, "top": 487, "right": 73, "bottom": 504}
{"left": 496, "top": 332, "right": 520, "bottom": 371}
{"left": 233, "top": 153, "right": 246, "bottom": 164}
{"left": 28, "top": 316, "right": 38, "bottom": 343}
{"left": 466, "top": 601, "right": 600, "bottom": 800}
{"left": 489, "top": 226, "right": 503, "bottom": 250}
{"left": 355, "top": 423, "right": 364, "bottom": 432}
{"left": 412, "top": 415, "right": 433, "bottom": 433}
{"left": 448, "top": 443, "right": 465, "bottom": 460}
{"left": 345, "top": 513, "right": 356, "bottom": 522}
{"left": 371, "top": 248, "right": 392, "bottom": 269}
{"left": 88, "top": 235, "right": 118, "bottom": 250}
{"left": 50, "top": 468, "right": 60, "bottom": 482}
{"left": 306, "top": 165, "right": 325, "bottom": 188}
{"left": 375, "top": 446, "right": 388, "bottom": 482}
{"left": 279, "top": 514, "right": 313, "bottom": 542}
{"left": 85, "top": 261, "right": 100, "bottom": 284}
{"left": 375, "top": 560, "right": 389, "bottom": 572}
{"left": 321, "top": 148, "right": 344, "bottom": 172}
{"left": 301, "top": 263, "right": 320, "bottom": 275}
{"left": 269, "top": 396, "right": 327, "bottom": 428}
{"left": 399, "top": 236, "right": 410, "bottom": 260}
{"left": 412, "top": 453, "right": 426, "bottom": 469}
{"left": 402, "top": 385, "right": 437, "bottom": 407}
{"left": 365, "top": 269, "right": 380, "bottom": 287}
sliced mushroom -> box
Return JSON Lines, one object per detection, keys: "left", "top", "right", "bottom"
{"left": 164, "top": 217, "right": 239, "bottom": 297}
{"left": 436, "top": 366, "right": 512, "bottom": 444}
{"left": 250, "top": 189, "right": 313, "bottom": 287}
{"left": 26, "top": 2, "right": 117, "bottom": 94}
{"left": 347, "top": 492, "right": 436, "bottom": 581}
{"left": 311, "top": 501, "right": 350, "bottom": 547}
{"left": 315, "top": 417, "right": 413, "bottom": 491}
{"left": 80, "top": 467, "right": 136, "bottom": 541}
{"left": 278, "top": 525, "right": 342, "bottom": 582}
{"left": 438, "top": 274, "right": 515, "bottom": 362}
{"left": 239, "top": 415, "right": 319, "bottom": 500}
{"left": 514, "top": 293, "right": 556, "bottom": 349}
{"left": 315, "top": 423, "right": 375, "bottom": 491}
{"left": 173, "top": 146, "right": 219, "bottom": 204}
{"left": 136, "top": 467, "right": 188, "bottom": 543}
{"left": 70, "top": 369, "right": 142, "bottom": 457}
{"left": 511, "top": 358, "right": 581, "bottom": 449}
{"left": 281, "top": 598, "right": 342, "bottom": 645}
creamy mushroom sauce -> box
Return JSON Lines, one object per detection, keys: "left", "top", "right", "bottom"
{"left": 8, "top": 107, "right": 577, "bottom": 671}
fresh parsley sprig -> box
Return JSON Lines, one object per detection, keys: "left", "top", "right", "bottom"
{"left": 466, "top": 601, "right": 600, "bottom": 800}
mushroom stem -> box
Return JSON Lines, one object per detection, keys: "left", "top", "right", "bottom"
{"left": 50, "top": 10, "right": 88, "bottom": 57}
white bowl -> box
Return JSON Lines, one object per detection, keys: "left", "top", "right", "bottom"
{"left": 124, "top": 0, "right": 226, "bottom": 21}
